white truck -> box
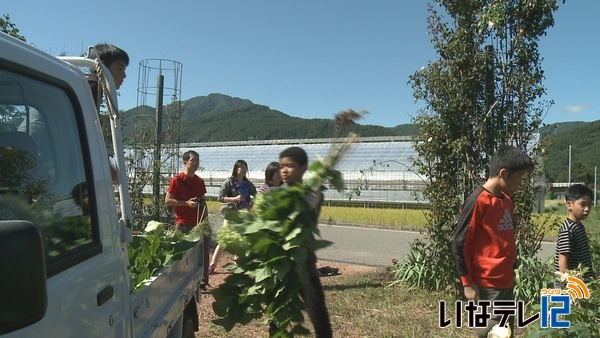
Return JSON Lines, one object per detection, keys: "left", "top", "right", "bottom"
{"left": 0, "top": 33, "right": 203, "bottom": 337}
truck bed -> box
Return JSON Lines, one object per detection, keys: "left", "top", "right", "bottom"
{"left": 131, "top": 239, "right": 203, "bottom": 338}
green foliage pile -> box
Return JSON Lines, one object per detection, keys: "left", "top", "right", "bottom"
{"left": 211, "top": 186, "right": 333, "bottom": 336}
{"left": 128, "top": 222, "right": 199, "bottom": 291}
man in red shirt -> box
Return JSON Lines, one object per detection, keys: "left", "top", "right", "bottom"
{"left": 165, "top": 150, "right": 210, "bottom": 287}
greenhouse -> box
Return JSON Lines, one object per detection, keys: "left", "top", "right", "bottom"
{"left": 128, "top": 134, "right": 545, "bottom": 210}
{"left": 129, "top": 136, "right": 427, "bottom": 207}
{"left": 194, "top": 136, "right": 425, "bottom": 206}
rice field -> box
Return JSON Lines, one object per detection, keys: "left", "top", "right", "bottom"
{"left": 206, "top": 199, "right": 600, "bottom": 236}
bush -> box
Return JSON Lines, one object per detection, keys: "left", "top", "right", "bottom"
{"left": 388, "top": 239, "right": 460, "bottom": 294}
{"left": 514, "top": 254, "right": 554, "bottom": 307}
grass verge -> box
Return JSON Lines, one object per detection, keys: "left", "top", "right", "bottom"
{"left": 201, "top": 269, "right": 533, "bottom": 337}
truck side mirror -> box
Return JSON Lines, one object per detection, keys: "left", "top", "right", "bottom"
{"left": 0, "top": 220, "right": 47, "bottom": 334}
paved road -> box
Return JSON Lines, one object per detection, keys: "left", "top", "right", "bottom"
{"left": 316, "top": 224, "right": 556, "bottom": 267}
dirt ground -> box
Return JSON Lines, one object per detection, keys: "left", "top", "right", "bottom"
{"left": 195, "top": 252, "right": 378, "bottom": 337}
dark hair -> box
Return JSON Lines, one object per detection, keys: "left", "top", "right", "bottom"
{"left": 264, "top": 162, "right": 280, "bottom": 185}
{"left": 488, "top": 145, "right": 534, "bottom": 178}
{"left": 565, "top": 184, "right": 593, "bottom": 202}
{"left": 182, "top": 150, "right": 199, "bottom": 162}
{"left": 71, "top": 182, "right": 87, "bottom": 202}
{"left": 231, "top": 159, "right": 248, "bottom": 178}
{"left": 279, "top": 146, "right": 308, "bottom": 166}
{"left": 92, "top": 43, "right": 129, "bottom": 67}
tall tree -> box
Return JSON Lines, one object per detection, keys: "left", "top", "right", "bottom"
{"left": 401, "top": 0, "right": 560, "bottom": 291}
{"left": 1, "top": 14, "right": 26, "bottom": 41}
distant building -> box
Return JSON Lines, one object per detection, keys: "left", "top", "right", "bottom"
{"left": 546, "top": 182, "right": 585, "bottom": 201}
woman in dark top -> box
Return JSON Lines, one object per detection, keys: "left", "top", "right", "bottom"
{"left": 209, "top": 160, "right": 256, "bottom": 274}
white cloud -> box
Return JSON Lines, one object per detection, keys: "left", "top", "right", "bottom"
{"left": 563, "top": 104, "right": 589, "bottom": 114}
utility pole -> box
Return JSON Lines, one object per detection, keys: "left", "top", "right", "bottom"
{"left": 568, "top": 144, "right": 571, "bottom": 186}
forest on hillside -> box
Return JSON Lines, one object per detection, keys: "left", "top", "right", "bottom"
{"left": 122, "top": 93, "right": 418, "bottom": 143}
{"left": 121, "top": 93, "right": 597, "bottom": 185}
{"left": 541, "top": 120, "right": 600, "bottom": 185}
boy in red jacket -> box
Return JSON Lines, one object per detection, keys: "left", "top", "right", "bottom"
{"left": 452, "top": 145, "right": 534, "bottom": 338}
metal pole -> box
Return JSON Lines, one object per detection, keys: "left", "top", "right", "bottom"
{"left": 153, "top": 74, "right": 164, "bottom": 218}
{"left": 595, "top": 166, "right": 597, "bottom": 207}
{"left": 568, "top": 145, "right": 571, "bottom": 186}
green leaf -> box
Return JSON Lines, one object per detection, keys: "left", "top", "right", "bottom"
{"left": 328, "top": 169, "right": 344, "bottom": 191}
{"left": 243, "top": 219, "right": 281, "bottom": 234}
{"left": 289, "top": 247, "right": 308, "bottom": 263}
{"left": 308, "top": 161, "right": 325, "bottom": 172}
{"left": 264, "top": 255, "right": 287, "bottom": 265}
{"left": 284, "top": 227, "right": 303, "bottom": 241}
{"left": 254, "top": 266, "right": 274, "bottom": 283}
{"left": 293, "top": 261, "right": 309, "bottom": 285}
{"left": 252, "top": 237, "right": 277, "bottom": 255}
{"left": 265, "top": 256, "right": 291, "bottom": 280}
{"left": 246, "top": 283, "right": 263, "bottom": 296}
{"left": 281, "top": 241, "right": 299, "bottom": 251}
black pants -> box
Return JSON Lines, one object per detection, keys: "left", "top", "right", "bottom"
{"left": 474, "top": 287, "right": 515, "bottom": 338}
{"left": 270, "top": 255, "right": 332, "bottom": 337}
{"left": 301, "top": 260, "right": 333, "bottom": 338}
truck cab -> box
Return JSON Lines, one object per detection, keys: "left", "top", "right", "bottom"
{"left": 0, "top": 33, "right": 202, "bottom": 337}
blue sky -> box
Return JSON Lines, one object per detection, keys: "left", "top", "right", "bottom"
{"left": 4, "top": 1, "right": 598, "bottom": 127}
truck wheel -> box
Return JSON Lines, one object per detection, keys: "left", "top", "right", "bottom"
{"left": 181, "top": 315, "right": 195, "bottom": 338}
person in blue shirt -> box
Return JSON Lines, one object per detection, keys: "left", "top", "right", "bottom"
{"left": 209, "top": 159, "right": 256, "bottom": 274}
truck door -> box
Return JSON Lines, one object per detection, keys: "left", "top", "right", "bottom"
{"left": 0, "top": 63, "right": 128, "bottom": 337}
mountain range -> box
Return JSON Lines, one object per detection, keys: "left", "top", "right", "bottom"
{"left": 122, "top": 93, "right": 418, "bottom": 143}
{"left": 122, "top": 93, "right": 598, "bottom": 184}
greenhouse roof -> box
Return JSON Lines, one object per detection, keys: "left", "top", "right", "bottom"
{"left": 182, "top": 136, "right": 418, "bottom": 172}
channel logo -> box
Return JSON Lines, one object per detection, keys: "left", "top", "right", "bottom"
{"left": 564, "top": 276, "right": 590, "bottom": 299}
{"left": 540, "top": 276, "right": 590, "bottom": 329}
{"left": 438, "top": 276, "right": 592, "bottom": 330}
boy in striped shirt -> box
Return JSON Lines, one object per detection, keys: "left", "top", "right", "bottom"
{"left": 555, "top": 184, "right": 595, "bottom": 281}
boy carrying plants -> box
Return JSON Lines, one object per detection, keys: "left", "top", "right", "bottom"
{"left": 452, "top": 145, "right": 534, "bottom": 338}
{"left": 210, "top": 146, "right": 334, "bottom": 337}
{"left": 212, "top": 112, "right": 359, "bottom": 337}
{"left": 267, "top": 146, "right": 333, "bottom": 337}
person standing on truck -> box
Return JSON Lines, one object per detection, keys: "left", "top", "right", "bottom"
{"left": 87, "top": 43, "right": 129, "bottom": 110}
{"left": 87, "top": 43, "right": 129, "bottom": 184}
{"left": 165, "top": 150, "right": 211, "bottom": 288}
{"left": 17, "top": 43, "right": 128, "bottom": 182}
